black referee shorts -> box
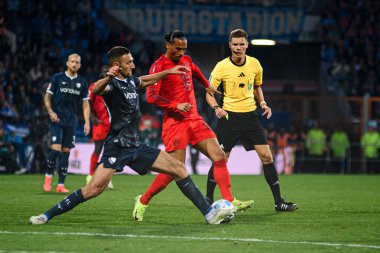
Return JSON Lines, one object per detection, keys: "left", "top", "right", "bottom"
{"left": 216, "top": 110, "right": 268, "bottom": 152}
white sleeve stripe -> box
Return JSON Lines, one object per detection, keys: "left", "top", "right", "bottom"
{"left": 46, "top": 90, "right": 53, "bottom": 94}
{"left": 82, "top": 97, "right": 90, "bottom": 100}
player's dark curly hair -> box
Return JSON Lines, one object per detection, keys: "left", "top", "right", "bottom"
{"left": 107, "top": 46, "right": 130, "bottom": 64}
{"left": 164, "top": 30, "right": 186, "bottom": 44}
{"left": 229, "top": 29, "right": 248, "bottom": 41}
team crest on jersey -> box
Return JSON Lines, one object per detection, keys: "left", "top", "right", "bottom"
{"left": 62, "top": 81, "right": 67, "bottom": 85}
{"left": 173, "top": 138, "right": 181, "bottom": 147}
{"left": 76, "top": 83, "right": 81, "bottom": 88}
{"left": 52, "top": 136, "right": 57, "bottom": 142}
{"left": 108, "top": 157, "right": 116, "bottom": 164}
{"left": 248, "top": 83, "right": 253, "bottom": 90}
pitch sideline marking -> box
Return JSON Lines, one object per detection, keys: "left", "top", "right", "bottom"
{"left": 0, "top": 230, "right": 379, "bottom": 250}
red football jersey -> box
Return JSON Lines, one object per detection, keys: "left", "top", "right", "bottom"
{"left": 146, "top": 54, "right": 210, "bottom": 126}
{"left": 89, "top": 83, "right": 110, "bottom": 126}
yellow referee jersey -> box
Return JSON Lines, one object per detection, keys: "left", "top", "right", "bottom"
{"left": 209, "top": 55, "right": 263, "bottom": 112}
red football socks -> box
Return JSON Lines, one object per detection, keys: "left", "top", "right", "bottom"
{"left": 213, "top": 159, "right": 234, "bottom": 202}
{"left": 140, "top": 173, "right": 174, "bottom": 205}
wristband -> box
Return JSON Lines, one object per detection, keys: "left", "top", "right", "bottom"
{"left": 213, "top": 105, "right": 220, "bottom": 110}
{"left": 260, "top": 101, "right": 267, "bottom": 106}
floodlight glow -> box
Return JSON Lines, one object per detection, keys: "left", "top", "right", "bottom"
{"left": 250, "top": 39, "right": 276, "bottom": 46}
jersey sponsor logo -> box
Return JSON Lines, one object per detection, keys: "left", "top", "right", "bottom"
{"left": 108, "top": 157, "right": 116, "bottom": 164}
{"left": 238, "top": 72, "right": 245, "bottom": 77}
{"left": 60, "top": 87, "right": 80, "bottom": 95}
{"left": 76, "top": 83, "right": 81, "bottom": 88}
{"left": 124, "top": 93, "right": 138, "bottom": 99}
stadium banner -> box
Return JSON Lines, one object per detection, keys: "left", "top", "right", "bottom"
{"left": 105, "top": 1, "right": 319, "bottom": 43}
{"left": 68, "top": 143, "right": 262, "bottom": 175}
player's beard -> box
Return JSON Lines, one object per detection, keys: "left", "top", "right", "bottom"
{"left": 120, "top": 70, "right": 131, "bottom": 78}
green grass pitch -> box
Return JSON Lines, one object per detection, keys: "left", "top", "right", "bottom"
{"left": 0, "top": 174, "right": 379, "bottom": 253}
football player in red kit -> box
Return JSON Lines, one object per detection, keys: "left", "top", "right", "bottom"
{"left": 133, "top": 31, "right": 254, "bottom": 221}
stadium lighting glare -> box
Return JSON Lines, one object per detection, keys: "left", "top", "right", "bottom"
{"left": 251, "top": 39, "right": 276, "bottom": 46}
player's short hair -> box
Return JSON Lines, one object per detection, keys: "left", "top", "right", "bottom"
{"left": 164, "top": 30, "right": 186, "bottom": 44}
{"left": 67, "top": 53, "right": 81, "bottom": 62}
{"left": 107, "top": 46, "right": 130, "bottom": 64}
{"left": 229, "top": 29, "right": 248, "bottom": 41}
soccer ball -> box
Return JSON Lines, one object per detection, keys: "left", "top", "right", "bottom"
{"left": 212, "top": 199, "right": 235, "bottom": 211}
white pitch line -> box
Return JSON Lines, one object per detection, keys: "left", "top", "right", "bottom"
{"left": 1, "top": 230, "right": 379, "bottom": 250}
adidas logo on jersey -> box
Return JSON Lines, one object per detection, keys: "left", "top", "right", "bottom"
{"left": 238, "top": 72, "right": 245, "bottom": 77}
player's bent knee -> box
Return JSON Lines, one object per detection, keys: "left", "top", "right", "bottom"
{"left": 260, "top": 152, "right": 273, "bottom": 163}
{"left": 171, "top": 162, "right": 188, "bottom": 179}
{"left": 211, "top": 150, "right": 226, "bottom": 162}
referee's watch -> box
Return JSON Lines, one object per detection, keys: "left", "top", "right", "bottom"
{"left": 213, "top": 105, "right": 220, "bottom": 110}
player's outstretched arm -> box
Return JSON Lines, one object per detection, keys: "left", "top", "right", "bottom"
{"left": 139, "top": 65, "right": 189, "bottom": 89}
{"left": 191, "top": 63, "right": 221, "bottom": 96}
{"left": 92, "top": 66, "right": 120, "bottom": 95}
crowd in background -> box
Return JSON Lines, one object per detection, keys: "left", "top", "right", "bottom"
{"left": 0, "top": 0, "right": 379, "bottom": 174}
{"left": 321, "top": 0, "right": 380, "bottom": 97}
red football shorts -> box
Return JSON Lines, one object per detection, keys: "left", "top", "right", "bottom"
{"left": 162, "top": 118, "right": 216, "bottom": 152}
{"left": 92, "top": 124, "right": 110, "bottom": 141}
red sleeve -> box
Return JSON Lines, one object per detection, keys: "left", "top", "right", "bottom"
{"left": 146, "top": 62, "right": 178, "bottom": 111}
{"left": 191, "top": 63, "right": 210, "bottom": 88}
{"left": 89, "top": 83, "right": 95, "bottom": 102}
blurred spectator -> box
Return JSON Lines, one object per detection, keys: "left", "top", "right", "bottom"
{"left": 330, "top": 125, "right": 350, "bottom": 174}
{"left": 361, "top": 120, "right": 380, "bottom": 173}
{"left": 140, "top": 115, "right": 159, "bottom": 148}
{"left": 0, "top": 120, "right": 19, "bottom": 173}
{"left": 275, "top": 127, "right": 293, "bottom": 174}
{"left": 306, "top": 121, "right": 326, "bottom": 156}
{"left": 288, "top": 125, "right": 306, "bottom": 173}
{"left": 305, "top": 120, "right": 327, "bottom": 172}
